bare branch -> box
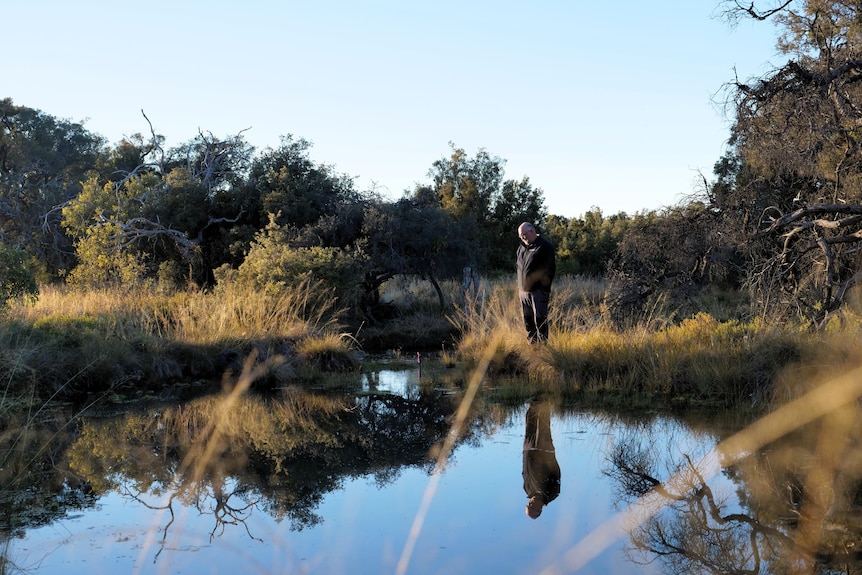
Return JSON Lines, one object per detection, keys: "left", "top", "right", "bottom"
{"left": 756, "top": 203, "right": 862, "bottom": 236}
{"left": 734, "top": 0, "right": 795, "bottom": 21}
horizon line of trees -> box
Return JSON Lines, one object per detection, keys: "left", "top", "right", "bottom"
{"left": 6, "top": 1, "right": 862, "bottom": 330}
{"left": 0, "top": 97, "right": 638, "bottom": 320}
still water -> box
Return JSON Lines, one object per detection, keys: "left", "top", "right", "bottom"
{"left": 6, "top": 366, "right": 862, "bottom": 574}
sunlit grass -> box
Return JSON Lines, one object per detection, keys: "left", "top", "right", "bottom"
{"left": 165, "top": 278, "right": 344, "bottom": 344}
{"left": 15, "top": 279, "right": 343, "bottom": 345}
{"left": 451, "top": 276, "right": 836, "bottom": 408}
{"left": 5, "top": 272, "right": 858, "bottom": 409}
{"left": 0, "top": 279, "right": 355, "bottom": 403}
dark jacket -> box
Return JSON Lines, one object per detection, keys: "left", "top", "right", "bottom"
{"left": 516, "top": 235, "right": 556, "bottom": 294}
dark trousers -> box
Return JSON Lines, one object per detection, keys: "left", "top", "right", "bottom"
{"left": 520, "top": 289, "right": 550, "bottom": 343}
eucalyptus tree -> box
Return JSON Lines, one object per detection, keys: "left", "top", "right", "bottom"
{"left": 425, "top": 143, "right": 547, "bottom": 274}
{"left": 432, "top": 144, "right": 502, "bottom": 223}
{"left": 246, "top": 135, "right": 359, "bottom": 232}
{"left": 0, "top": 98, "right": 105, "bottom": 278}
{"left": 719, "top": 0, "right": 862, "bottom": 326}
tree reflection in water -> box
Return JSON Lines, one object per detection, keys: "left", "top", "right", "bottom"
{"left": 602, "top": 404, "right": 862, "bottom": 575}
{"left": 15, "top": 362, "right": 862, "bottom": 573}
{"left": 63, "top": 377, "right": 479, "bottom": 556}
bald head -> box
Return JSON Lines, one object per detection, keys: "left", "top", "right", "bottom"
{"left": 518, "top": 222, "right": 537, "bottom": 243}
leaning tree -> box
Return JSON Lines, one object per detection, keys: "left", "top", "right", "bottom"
{"left": 721, "top": 0, "right": 862, "bottom": 327}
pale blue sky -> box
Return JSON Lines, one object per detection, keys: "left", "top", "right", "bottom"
{"left": 5, "top": 1, "right": 780, "bottom": 218}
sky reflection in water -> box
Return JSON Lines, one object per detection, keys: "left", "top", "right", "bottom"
{"left": 14, "top": 369, "right": 732, "bottom": 575}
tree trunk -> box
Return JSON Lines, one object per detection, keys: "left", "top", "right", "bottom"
{"left": 427, "top": 274, "right": 445, "bottom": 311}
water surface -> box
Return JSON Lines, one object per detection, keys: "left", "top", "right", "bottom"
{"left": 6, "top": 367, "right": 861, "bottom": 574}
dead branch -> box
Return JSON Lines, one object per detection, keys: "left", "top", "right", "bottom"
{"left": 756, "top": 203, "right": 862, "bottom": 237}
{"left": 733, "top": 0, "right": 794, "bottom": 21}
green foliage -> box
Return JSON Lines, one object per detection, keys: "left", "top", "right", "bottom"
{"left": 545, "top": 208, "right": 631, "bottom": 276}
{"left": 61, "top": 174, "right": 168, "bottom": 287}
{"left": 0, "top": 243, "right": 38, "bottom": 309}
{"left": 424, "top": 143, "right": 547, "bottom": 271}
{"left": 236, "top": 216, "right": 365, "bottom": 308}
{"left": 432, "top": 144, "right": 502, "bottom": 220}
{"left": 249, "top": 135, "right": 358, "bottom": 231}
{"left": 0, "top": 98, "right": 106, "bottom": 277}
{"left": 361, "top": 197, "right": 467, "bottom": 279}
{"left": 31, "top": 313, "right": 105, "bottom": 346}
{"left": 63, "top": 221, "right": 147, "bottom": 287}
{"left": 58, "top": 130, "right": 259, "bottom": 288}
{"left": 487, "top": 176, "right": 547, "bottom": 270}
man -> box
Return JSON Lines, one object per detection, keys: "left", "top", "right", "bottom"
{"left": 516, "top": 222, "right": 556, "bottom": 344}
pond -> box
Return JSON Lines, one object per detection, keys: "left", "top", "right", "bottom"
{"left": 4, "top": 364, "right": 862, "bottom": 574}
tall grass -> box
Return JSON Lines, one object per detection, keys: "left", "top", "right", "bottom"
{"left": 452, "top": 275, "right": 846, "bottom": 409}
{"left": 4, "top": 270, "right": 859, "bottom": 408}
{"left": 0, "top": 279, "right": 357, "bottom": 403}
{"left": 15, "top": 278, "right": 343, "bottom": 344}
{"left": 158, "top": 278, "right": 345, "bottom": 344}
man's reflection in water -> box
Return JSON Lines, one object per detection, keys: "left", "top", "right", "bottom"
{"left": 522, "top": 399, "right": 561, "bottom": 519}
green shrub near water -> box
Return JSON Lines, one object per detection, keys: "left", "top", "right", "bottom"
{"left": 0, "top": 244, "right": 38, "bottom": 310}
{"left": 230, "top": 216, "right": 366, "bottom": 309}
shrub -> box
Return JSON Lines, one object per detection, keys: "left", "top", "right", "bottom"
{"left": 0, "top": 244, "right": 38, "bottom": 310}
{"left": 235, "top": 217, "right": 365, "bottom": 309}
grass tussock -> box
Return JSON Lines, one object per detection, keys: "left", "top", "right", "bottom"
{"left": 4, "top": 271, "right": 861, "bottom": 410}
{"left": 0, "top": 279, "right": 358, "bottom": 402}
{"left": 452, "top": 276, "right": 835, "bottom": 409}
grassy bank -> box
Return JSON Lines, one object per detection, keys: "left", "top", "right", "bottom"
{"left": 453, "top": 276, "right": 862, "bottom": 410}
{"left": 0, "top": 279, "right": 361, "bottom": 403}
{"left": 2, "top": 274, "right": 858, "bottom": 409}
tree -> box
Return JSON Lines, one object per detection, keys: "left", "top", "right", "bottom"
{"left": 61, "top": 119, "right": 253, "bottom": 287}
{"left": 605, "top": 203, "right": 742, "bottom": 325}
{"left": 432, "top": 144, "right": 502, "bottom": 222}
{"left": 719, "top": 0, "right": 862, "bottom": 326}
{"left": 425, "top": 143, "right": 547, "bottom": 273}
{"left": 247, "top": 135, "right": 358, "bottom": 232}
{"left": 0, "top": 243, "right": 38, "bottom": 309}
{"left": 234, "top": 214, "right": 366, "bottom": 311}
{"left": 488, "top": 176, "right": 547, "bottom": 269}
{"left": 360, "top": 196, "right": 470, "bottom": 313}
{"left": 0, "top": 98, "right": 105, "bottom": 278}
{"left": 545, "top": 208, "right": 631, "bottom": 276}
